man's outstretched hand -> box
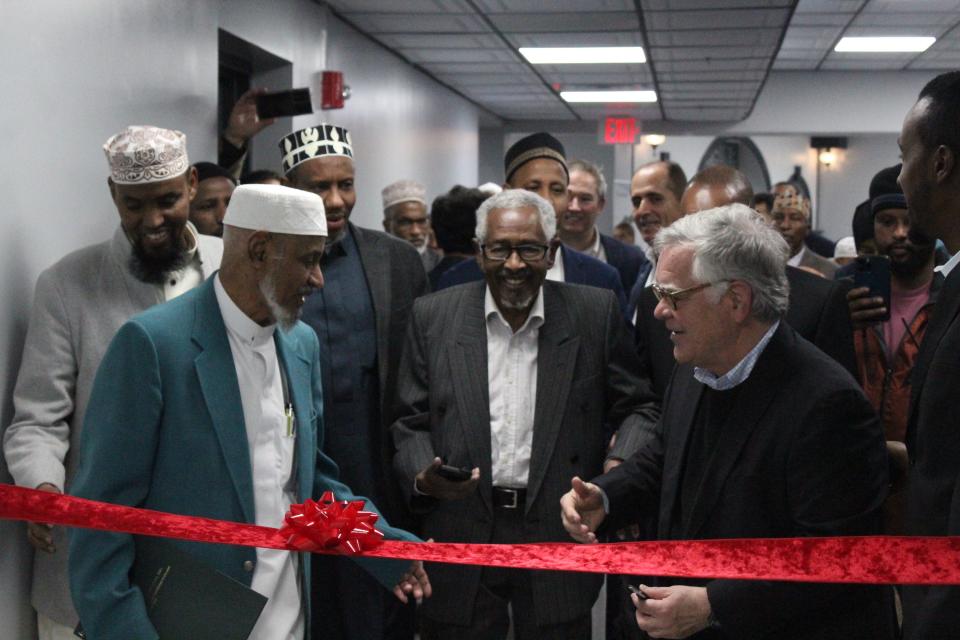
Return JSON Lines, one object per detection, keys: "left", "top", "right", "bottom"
{"left": 560, "top": 476, "right": 606, "bottom": 543}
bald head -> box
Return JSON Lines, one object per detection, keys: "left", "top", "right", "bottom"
{"left": 680, "top": 164, "right": 754, "bottom": 215}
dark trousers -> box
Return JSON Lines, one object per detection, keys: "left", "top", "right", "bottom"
{"left": 422, "top": 506, "right": 591, "bottom": 640}
{"left": 310, "top": 554, "right": 415, "bottom": 640}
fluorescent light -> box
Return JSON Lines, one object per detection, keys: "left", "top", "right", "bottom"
{"left": 519, "top": 47, "right": 646, "bottom": 64}
{"left": 561, "top": 90, "right": 657, "bottom": 103}
{"left": 834, "top": 36, "right": 935, "bottom": 53}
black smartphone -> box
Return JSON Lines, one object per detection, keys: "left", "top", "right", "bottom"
{"left": 853, "top": 255, "right": 892, "bottom": 322}
{"left": 255, "top": 88, "right": 313, "bottom": 119}
{"left": 435, "top": 464, "right": 472, "bottom": 482}
{"left": 627, "top": 584, "right": 649, "bottom": 600}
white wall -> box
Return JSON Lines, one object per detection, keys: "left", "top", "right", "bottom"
{"left": 0, "top": 2, "right": 479, "bottom": 637}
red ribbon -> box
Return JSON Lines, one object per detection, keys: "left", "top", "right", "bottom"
{"left": 2, "top": 483, "right": 960, "bottom": 584}
{"left": 280, "top": 491, "right": 384, "bottom": 554}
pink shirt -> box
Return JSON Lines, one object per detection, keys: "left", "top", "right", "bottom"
{"left": 883, "top": 282, "right": 930, "bottom": 356}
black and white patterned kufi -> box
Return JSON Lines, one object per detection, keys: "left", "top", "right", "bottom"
{"left": 279, "top": 124, "right": 353, "bottom": 175}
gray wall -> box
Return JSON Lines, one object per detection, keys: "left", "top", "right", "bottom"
{"left": 0, "top": 2, "right": 479, "bottom": 637}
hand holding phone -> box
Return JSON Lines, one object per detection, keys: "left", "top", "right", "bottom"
{"left": 848, "top": 255, "right": 891, "bottom": 325}
{"left": 255, "top": 88, "right": 313, "bottom": 119}
{"left": 416, "top": 457, "right": 479, "bottom": 501}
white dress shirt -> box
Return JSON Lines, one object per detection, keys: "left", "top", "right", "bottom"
{"left": 546, "top": 245, "right": 566, "bottom": 282}
{"left": 161, "top": 222, "right": 205, "bottom": 301}
{"left": 786, "top": 246, "right": 806, "bottom": 268}
{"left": 581, "top": 228, "right": 607, "bottom": 263}
{"left": 485, "top": 285, "right": 545, "bottom": 488}
{"left": 214, "top": 276, "right": 303, "bottom": 640}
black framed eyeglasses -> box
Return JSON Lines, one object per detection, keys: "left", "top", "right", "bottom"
{"left": 481, "top": 243, "right": 550, "bottom": 262}
{"left": 651, "top": 280, "right": 728, "bottom": 310}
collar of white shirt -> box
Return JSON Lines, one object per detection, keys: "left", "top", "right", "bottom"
{"left": 786, "top": 245, "right": 806, "bottom": 268}
{"left": 936, "top": 248, "right": 960, "bottom": 279}
{"left": 214, "top": 274, "right": 276, "bottom": 347}
{"left": 546, "top": 245, "right": 565, "bottom": 282}
{"left": 484, "top": 283, "right": 546, "bottom": 334}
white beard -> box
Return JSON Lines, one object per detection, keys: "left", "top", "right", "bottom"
{"left": 258, "top": 270, "right": 298, "bottom": 331}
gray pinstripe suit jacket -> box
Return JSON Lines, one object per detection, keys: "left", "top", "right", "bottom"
{"left": 390, "top": 280, "right": 660, "bottom": 627}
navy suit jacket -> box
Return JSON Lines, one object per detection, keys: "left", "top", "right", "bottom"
{"left": 600, "top": 233, "right": 649, "bottom": 293}
{"left": 435, "top": 245, "right": 629, "bottom": 320}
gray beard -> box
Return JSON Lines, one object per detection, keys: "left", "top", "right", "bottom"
{"left": 497, "top": 292, "right": 535, "bottom": 311}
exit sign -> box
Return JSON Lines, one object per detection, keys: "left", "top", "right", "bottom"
{"left": 603, "top": 117, "right": 639, "bottom": 144}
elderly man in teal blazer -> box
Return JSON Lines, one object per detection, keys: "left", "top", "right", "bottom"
{"left": 69, "top": 185, "right": 427, "bottom": 640}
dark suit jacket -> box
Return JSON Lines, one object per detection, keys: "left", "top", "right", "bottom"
{"left": 350, "top": 224, "right": 430, "bottom": 523}
{"left": 902, "top": 268, "right": 960, "bottom": 639}
{"left": 600, "top": 233, "right": 649, "bottom": 292}
{"left": 595, "top": 324, "right": 895, "bottom": 640}
{"left": 635, "top": 265, "right": 858, "bottom": 396}
{"left": 436, "top": 245, "right": 629, "bottom": 321}
{"left": 390, "top": 281, "right": 660, "bottom": 627}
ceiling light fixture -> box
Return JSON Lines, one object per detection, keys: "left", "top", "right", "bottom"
{"left": 561, "top": 90, "right": 657, "bottom": 103}
{"left": 834, "top": 36, "right": 935, "bottom": 53}
{"left": 519, "top": 47, "right": 646, "bottom": 64}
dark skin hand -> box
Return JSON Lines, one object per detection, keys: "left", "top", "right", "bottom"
{"left": 27, "top": 483, "right": 60, "bottom": 553}
{"left": 415, "top": 457, "right": 480, "bottom": 500}
{"left": 847, "top": 286, "right": 887, "bottom": 329}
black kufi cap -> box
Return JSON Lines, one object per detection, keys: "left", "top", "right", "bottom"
{"left": 504, "top": 132, "right": 568, "bottom": 182}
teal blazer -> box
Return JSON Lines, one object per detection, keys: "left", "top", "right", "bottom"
{"left": 69, "top": 277, "right": 417, "bottom": 640}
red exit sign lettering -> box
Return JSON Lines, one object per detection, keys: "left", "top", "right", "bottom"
{"left": 603, "top": 117, "right": 639, "bottom": 144}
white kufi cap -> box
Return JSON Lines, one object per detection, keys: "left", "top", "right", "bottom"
{"left": 223, "top": 184, "right": 327, "bottom": 236}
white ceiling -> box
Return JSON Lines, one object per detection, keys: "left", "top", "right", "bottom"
{"left": 321, "top": 0, "right": 960, "bottom": 123}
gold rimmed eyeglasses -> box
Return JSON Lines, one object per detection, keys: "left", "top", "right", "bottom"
{"left": 651, "top": 280, "right": 728, "bottom": 310}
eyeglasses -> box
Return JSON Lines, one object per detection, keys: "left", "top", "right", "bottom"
{"left": 651, "top": 280, "right": 728, "bottom": 310}
{"left": 481, "top": 243, "right": 550, "bottom": 262}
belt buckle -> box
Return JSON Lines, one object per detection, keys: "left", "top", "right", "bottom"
{"left": 502, "top": 488, "right": 518, "bottom": 509}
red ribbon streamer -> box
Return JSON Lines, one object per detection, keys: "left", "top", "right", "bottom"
{"left": 2, "top": 483, "right": 959, "bottom": 584}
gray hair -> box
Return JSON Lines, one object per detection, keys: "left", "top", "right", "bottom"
{"left": 475, "top": 189, "right": 557, "bottom": 244}
{"left": 568, "top": 159, "right": 608, "bottom": 202}
{"left": 654, "top": 203, "right": 790, "bottom": 322}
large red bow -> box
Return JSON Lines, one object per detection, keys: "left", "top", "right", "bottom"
{"left": 280, "top": 491, "right": 384, "bottom": 555}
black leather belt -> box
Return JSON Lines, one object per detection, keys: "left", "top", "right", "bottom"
{"left": 492, "top": 487, "right": 526, "bottom": 509}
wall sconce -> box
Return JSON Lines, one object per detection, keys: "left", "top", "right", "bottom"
{"left": 810, "top": 136, "right": 847, "bottom": 168}
{"left": 643, "top": 134, "right": 666, "bottom": 155}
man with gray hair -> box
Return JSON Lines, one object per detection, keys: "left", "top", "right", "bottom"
{"left": 562, "top": 204, "right": 895, "bottom": 639}
{"left": 391, "top": 188, "right": 660, "bottom": 639}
